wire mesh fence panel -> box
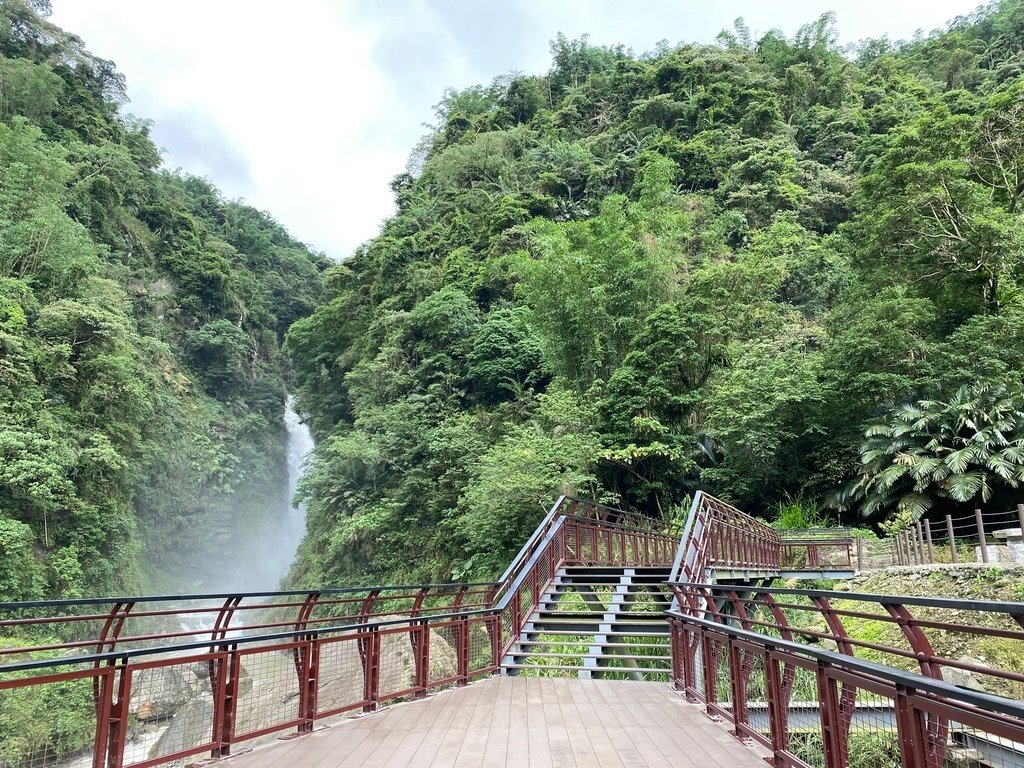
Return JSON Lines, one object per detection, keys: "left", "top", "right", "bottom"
{"left": 732, "top": 642, "right": 769, "bottom": 747}
{"left": 943, "top": 713, "right": 1024, "bottom": 768}
{"left": 834, "top": 678, "right": 901, "bottom": 768}
{"left": 375, "top": 625, "right": 423, "bottom": 703}
{"left": 424, "top": 620, "right": 461, "bottom": 688}
{"left": 704, "top": 632, "right": 733, "bottom": 718}
{"left": 468, "top": 616, "right": 497, "bottom": 680}
{"left": 778, "top": 660, "right": 825, "bottom": 768}
{"left": 122, "top": 653, "right": 224, "bottom": 768}
{"left": 230, "top": 643, "right": 304, "bottom": 744}
{"left": 313, "top": 632, "right": 368, "bottom": 718}
{"left": 0, "top": 666, "right": 108, "bottom": 768}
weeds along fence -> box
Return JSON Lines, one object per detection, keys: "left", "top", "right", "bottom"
{"left": 668, "top": 582, "right": 1024, "bottom": 768}
{"left": 867, "top": 504, "right": 1024, "bottom": 569}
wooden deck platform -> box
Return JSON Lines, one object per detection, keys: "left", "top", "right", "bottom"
{"left": 217, "top": 677, "right": 767, "bottom": 767}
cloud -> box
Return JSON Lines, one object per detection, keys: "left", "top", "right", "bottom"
{"left": 51, "top": 0, "right": 979, "bottom": 260}
{"left": 143, "top": 105, "right": 254, "bottom": 192}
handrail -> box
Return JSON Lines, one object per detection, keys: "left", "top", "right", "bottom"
{"left": 0, "top": 581, "right": 500, "bottom": 659}
{"left": 0, "top": 607, "right": 500, "bottom": 675}
{"left": 670, "top": 491, "right": 854, "bottom": 581}
{"left": 492, "top": 516, "right": 568, "bottom": 613}
{"left": 494, "top": 495, "right": 664, "bottom": 608}
{"left": 0, "top": 581, "right": 500, "bottom": 612}
{"left": 666, "top": 609, "right": 1024, "bottom": 722}
{"left": 497, "top": 496, "right": 566, "bottom": 586}
{"left": 667, "top": 582, "right": 1024, "bottom": 767}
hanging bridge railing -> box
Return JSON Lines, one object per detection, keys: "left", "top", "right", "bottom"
{"left": 666, "top": 582, "right": 1024, "bottom": 768}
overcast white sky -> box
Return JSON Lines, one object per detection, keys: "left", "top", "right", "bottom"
{"left": 51, "top": 1, "right": 981, "bottom": 260}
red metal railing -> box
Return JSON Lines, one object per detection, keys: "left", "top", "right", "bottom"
{"left": 0, "top": 582, "right": 499, "bottom": 661}
{"left": 667, "top": 582, "right": 1024, "bottom": 768}
{"left": 670, "top": 492, "right": 855, "bottom": 582}
{"left": 0, "top": 496, "right": 676, "bottom": 768}
{"left": 491, "top": 497, "right": 677, "bottom": 658}
{"left": 779, "top": 532, "right": 856, "bottom": 571}
{"left": 0, "top": 608, "right": 501, "bottom": 768}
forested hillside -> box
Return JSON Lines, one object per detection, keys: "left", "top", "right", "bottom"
{"left": 0, "top": 1, "right": 326, "bottom": 599}
{"left": 287, "top": 1, "right": 1024, "bottom": 586}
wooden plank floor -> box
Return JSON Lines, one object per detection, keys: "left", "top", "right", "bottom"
{"left": 216, "top": 677, "right": 767, "bottom": 767}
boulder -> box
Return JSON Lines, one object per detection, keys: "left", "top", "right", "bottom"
{"left": 149, "top": 694, "right": 214, "bottom": 759}
{"left": 129, "top": 666, "right": 195, "bottom": 722}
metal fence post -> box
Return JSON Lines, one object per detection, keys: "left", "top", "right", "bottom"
{"left": 976, "top": 508, "right": 989, "bottom": 563}
{"left": 946, "top": 514, "right": 957, "bottom": 564}
{"left": 924, "top": 520, "right": 935, "bottom": 563}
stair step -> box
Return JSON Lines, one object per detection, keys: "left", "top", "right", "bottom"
{"left": 521, "top": 629, "right": 669, "bottom": 638}
{"left": 550, "top": 581, "right": 670, "bottom": 588}
{"left": 512, "top": 655, "right": 671, "bottom": 663}
{"left": 516, "top": 643, "right": 667, "bottom": 651}
{"left": 536, "top": 614, "right": 667, "bottom": 620}
{"left": 503, "top": 664, "right": 671, "bottom": 674}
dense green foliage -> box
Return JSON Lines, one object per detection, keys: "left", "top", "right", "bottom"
{"left": 287, "top": 2, "right": 1024, "bottom": 585}
{"left": 0, "top": 1, "right": 326, "bottom": 598}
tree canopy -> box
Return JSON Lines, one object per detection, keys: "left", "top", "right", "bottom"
{"left": 286, "top": 1, "right": 1024, "bottom": 586}
{"left": 0, "top": 0, "right": 326, "bottom": 598}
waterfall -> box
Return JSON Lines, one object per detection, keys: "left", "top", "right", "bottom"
{"left": 282, "top": 394, "right": 315, "bottom": 562}
{"left": 226, "top": 395, "right": 314, "bottom": 594}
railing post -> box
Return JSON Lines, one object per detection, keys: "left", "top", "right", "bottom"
{"left": 856, "top": 537, "right": 864, "bottom": 571}
{"left": 457, "top": 614, "right": 470, "bottom": 683}
{"left": 893, "top": 685, "right": 928, "bottom": 768}
{"left": 363, "top": 626, "right": 380, "bottom": 712}
{"left": 976, "top": 508, "right": 989, "bottom": 563}
{"left": 1017, "top": 503, "right": 1024, "bottom": 536}
{"left": 92, "top": 667, "right": 115, "bottom": 768}
{"left": 816, "top": 660, "right": 846, "bottom": 768}
{"left": 914, "top": 521, "right": 925, "bottom": 564}
{"left": 946, "top": 514, "right": 957, "bottom": 564}
{"left": 764, "top": 652, "right": 789, "bottom": 763}
{"left": 728, "top": 639, "right": 748, "bottom": 737}
{"left": 218, "top": 645, "right": 243, "bottom": 749}
{"left": 923, "top": 519, "right": 935, "bottom": 563}
{"left": 490, "top": 614, "right": 501, "bottom": 673}
{"left": 414, "top": 619, "right": 429, "bottom": 697}
{"left": 106, "top": 662, "right": 132, "bottom": 768}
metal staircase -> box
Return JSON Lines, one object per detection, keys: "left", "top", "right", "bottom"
{"left": 502, "top": 565, "right": 672, "bottom": 679}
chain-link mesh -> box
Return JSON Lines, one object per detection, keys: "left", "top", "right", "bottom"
{"left": 0, "top": 666, "right": 102, "bottom": 768}
{"left": 314, "top": 633, "right": 367, "bottom": 717}
{"left": 122, "top": 657, "right": 219, "bottom": 767}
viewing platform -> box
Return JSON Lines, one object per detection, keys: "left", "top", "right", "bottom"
{"left": 4, "top": 494, "right": 1023, "bottom": 768}
{"left": 219, "top": 677, "right": 765, "bottom": 768}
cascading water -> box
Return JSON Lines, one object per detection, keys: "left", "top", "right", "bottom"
{"left": 280, "top": 395, "right": 315, "bottom": 572}
{"left": 251, "top": 395, "right": 314, "bottom": 590}
{"left": 175, "top": 396, "right": 313, "bottom": 634}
